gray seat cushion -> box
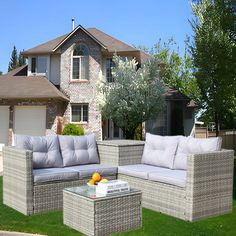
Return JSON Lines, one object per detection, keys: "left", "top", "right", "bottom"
{"left": 65, "top": 164, "right": 117, "bottom": 179}
{"left": 33, "top": 168, "right": 79, "bottom": 184}
{"left": 148, "top": 169, "right": 186, "bottom": 187}
{"left": 118, "top": 164, "right": 166, "bottom": 180}
{"left": 15, "top": 134, "right": 63, "bottom": 169}
{"left": 58, "top": 133, "right": 99, "bottom": 167}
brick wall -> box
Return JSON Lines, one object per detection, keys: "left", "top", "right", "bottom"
{"left": 59, "top": 29, "right": 103, "bottom": 140}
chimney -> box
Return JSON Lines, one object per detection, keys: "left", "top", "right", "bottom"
{"left": 72, "top": 17, "right": 75, "bottom": 31}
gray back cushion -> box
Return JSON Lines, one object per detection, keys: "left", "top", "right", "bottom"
{"left": 58, "top": 133, "right": 99, "bottom": 167}
{"left": 14, "top": 134, "right": 63, "bottom": 169}
{"left": 141, "top": 133, "right": 179, "bottom": 169}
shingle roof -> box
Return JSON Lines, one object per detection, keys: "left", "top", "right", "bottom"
{"left": 0, "top": 75, "right": 69, "bottom": 101}
{"left": 22, "top": 26, "right": 139, "bottom": 55}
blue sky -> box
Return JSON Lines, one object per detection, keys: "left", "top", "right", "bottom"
{"left": 0, "top": 0, "right": 193, "bottom": 73}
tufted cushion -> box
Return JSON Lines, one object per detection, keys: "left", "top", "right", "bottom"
{"left": 141, "top": 133, "right": 179, "bottom": 169}
{"left": 173, "top": 136, "right": 222, "bottom": 170}
{"left": 58, "top": 133, "right": 99, "bottom": 167}
{"left": 14, "top": 134, "right": 63, "bottom": 169}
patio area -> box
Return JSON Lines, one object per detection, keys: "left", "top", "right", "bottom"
{"left": 0, "top": 159, "right": 235, "bottom": 236}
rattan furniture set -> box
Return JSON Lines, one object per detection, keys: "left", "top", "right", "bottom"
{"left": 2, "top": 133, "right": 234, "bottom": 234}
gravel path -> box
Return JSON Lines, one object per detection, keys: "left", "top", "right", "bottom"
{"left": 0, "top": 231, "right": 45, "bottom": 236}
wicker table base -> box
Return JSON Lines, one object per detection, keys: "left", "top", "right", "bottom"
{"left": 63, "top": 186, "right": 142, "bottom": 236}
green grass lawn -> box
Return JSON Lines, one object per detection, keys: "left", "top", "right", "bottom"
{"left": 0, "top": 160, "right": 235, "bottom": 236}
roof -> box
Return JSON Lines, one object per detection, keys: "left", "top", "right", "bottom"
{"left": 164, "top": 87, "right": 190, "bottom": 101}
{"left": 0, "top": 68, "right": 69, "bottom": 101}
{"left": 22, "top": 26, "right": 140, "bottom": 56}
{"left": 0, "top": 65, "right": 28, "bottom": 78}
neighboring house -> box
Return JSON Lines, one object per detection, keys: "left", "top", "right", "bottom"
{"left": 0, "top": 24, "right": 195, "bottom": 145}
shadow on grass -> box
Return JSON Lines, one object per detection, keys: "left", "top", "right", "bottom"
{"left": 234, "top": 158, "right": 236, "bottom": 200}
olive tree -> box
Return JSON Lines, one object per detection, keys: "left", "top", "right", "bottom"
{"left": 99, "top": 55, "right": 165, "bottom": 139}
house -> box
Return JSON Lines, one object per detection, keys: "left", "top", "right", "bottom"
{"left": 0, "top": 24, "right": 195, "bottom": 145}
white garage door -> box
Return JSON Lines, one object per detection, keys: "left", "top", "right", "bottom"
{"left": 0, "top": 106, "right": 9, "bottom": 145}
{"left": 14, "top": 106, "right": 46, "bottom": 136}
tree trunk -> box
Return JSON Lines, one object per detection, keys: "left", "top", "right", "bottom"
{"left": 215, "top": 111, "right": 220, "bottom": 137}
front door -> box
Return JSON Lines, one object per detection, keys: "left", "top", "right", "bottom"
{"left": 103, "top": 120, "right": 123, "bottom": 139}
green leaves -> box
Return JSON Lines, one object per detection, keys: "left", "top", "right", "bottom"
{"left": 190, "top": 0, "right": 236, "bottom": 131}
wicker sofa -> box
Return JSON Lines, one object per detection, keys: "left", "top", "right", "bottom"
{"left": 3, "top": 134, "right": 117, "bottom": 215}
{"left": 98, "top": 134, "right": 234, "bottom": 222}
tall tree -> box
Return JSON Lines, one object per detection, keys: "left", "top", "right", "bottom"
{"left": 99, "top": 55, "right": 165, "bottom": 139}
{"left": 18, "top": 51, "right": 26, "bottom": 67}
{"left": 149, "top": 39, "right": 201, "bottom": 104}
{"left": 8, "top": 46, "right": 18, "bottom": 72}
{"left": 0, "top": 71, "right": 2, "bottom": 75}
{"left": 190, "top": 0, "right": 236, "bottom": 135}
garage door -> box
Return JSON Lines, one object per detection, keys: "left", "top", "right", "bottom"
{"left": 14, "top": 106, "right": 46, "bottom": 136}
{"left": 0, "top": 106, "right": 9, "bottom": 145}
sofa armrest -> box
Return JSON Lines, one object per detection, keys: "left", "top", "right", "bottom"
{"left": 3, "top": 146, "right": 34, "bottom": 215}
{"left": 185, "top": 149, "right": 234, "bottom": 221}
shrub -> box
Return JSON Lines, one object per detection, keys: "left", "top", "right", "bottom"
{"left": 133, "top": 124, "right": 142, "bottom": 140}
{"left": 62, "top": 123, "right": 84, "bottom": 136}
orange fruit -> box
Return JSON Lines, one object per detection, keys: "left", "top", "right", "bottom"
{"left": 92, "top": 172, "right": 101, "bottom": 182}
{"left": 89, "top": 179, "right": 95, "bottom": 185}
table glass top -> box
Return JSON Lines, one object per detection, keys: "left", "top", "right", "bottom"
{"left": 64, "top": 185, "right": 140, "bottom": 200}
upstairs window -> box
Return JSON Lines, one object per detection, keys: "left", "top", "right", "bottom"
{"left": 106, "top": 58, "right": 115, "bottom": 82}
{"left": 31, "top": 56, "right": 47, "bottom": 74}
{"left": 71, "top": 104, "right": 88, "bottom": 122}
{"left": 72, "top": 44, "right": 89, "bottom": 80}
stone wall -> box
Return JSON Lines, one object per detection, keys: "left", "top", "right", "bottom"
{"left": 59, "top": 29, "right": 103, "bottom": 140}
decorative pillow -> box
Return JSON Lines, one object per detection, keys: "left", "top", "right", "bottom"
{"left": 141, "top": 133, "right": 179, "bottom": 169}
{"left": 58, "top": 133, "right": 99, "bottom": 167}
{"left": 173, "top": 136, "right": 222, "bottom": 170}
{"left": 14, "top": 134, "right": 63, "bottom": 169}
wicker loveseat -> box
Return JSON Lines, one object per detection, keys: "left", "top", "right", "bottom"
{"left": 98, "top": 134, "right": 234, "bottom": 222}
{"left": 3, "top": 134, "right": 117, "bottom": 215}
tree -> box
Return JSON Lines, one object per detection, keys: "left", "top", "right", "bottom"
{"left": 8, "top": 46, "right": 18, "bottom": 72}
{"left": 151, "top": 39, "right": 201, "bottom": 104}
{"left": 99, "top": 55, "right": 165, "bottom": 139}
{"left": 18, "top": 51, "right": 26, "bottom": 67}
{"left": 8, "top": 47, "right": 26, "bottom": 72}
{"left": 190, "top": 0, "right": 236, "bottom": 134}
{"left": 0, "top": 71, "right": 2, "bottom": 75}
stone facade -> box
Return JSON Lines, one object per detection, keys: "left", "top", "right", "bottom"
{"left": 59, "top": 29, "right": 103, "bottom": 140}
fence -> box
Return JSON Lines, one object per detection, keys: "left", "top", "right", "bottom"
{"left": 195, "top": 128, "right": 236, "bottom": 153}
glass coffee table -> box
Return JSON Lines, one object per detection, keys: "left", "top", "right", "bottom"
{"left": 63, "top": 186, "right": 142, "bottom": 236}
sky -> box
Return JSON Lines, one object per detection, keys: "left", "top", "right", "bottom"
{"left": 0, "top": 0, "right": 193, "bottom": 73}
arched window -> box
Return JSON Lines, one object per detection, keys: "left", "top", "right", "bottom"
{"left": 72, "top": 44, "right": 89, "bottom": 80}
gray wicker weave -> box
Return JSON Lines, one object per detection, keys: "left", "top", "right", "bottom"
{"left": 119, "top": 149, "right": 234, "bottom": 221}
{"left": 97, "top": 140, "right": 145, "bottom": 166}
{"left": 63, "top": 186, "right": 142, "bottom": 236}
{"left": 2, "top": 146, "right": 116, "bottom": 215}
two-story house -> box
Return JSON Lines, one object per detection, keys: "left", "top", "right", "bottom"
{"left": 0, "top": 24, "right": 195, "bottom": 145}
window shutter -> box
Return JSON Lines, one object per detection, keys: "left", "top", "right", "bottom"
{"left": 81, "top": 56, "right": 89, "bottom": 80}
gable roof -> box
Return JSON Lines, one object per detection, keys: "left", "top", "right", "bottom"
{"left": 22, "top": 26, "right": 139, "bottom": 56}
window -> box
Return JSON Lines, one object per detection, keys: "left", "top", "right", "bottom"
{"left": 72, "top": 44, "right": 89, "bottom": 80}
{"left": 31, "top": 58, "right": 36, "bottom": 73}
{"left": 71, "top": 104, "right": 88, "bottom": 122}
{"left": 106, "top": 58, "right": 115, "bottom": 82}
{"left": 31, "top": 56, "right": 47, "bottom": 74}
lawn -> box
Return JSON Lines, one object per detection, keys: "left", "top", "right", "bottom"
{"left": 0, "top": 160, "right": 235, "bottom": 236}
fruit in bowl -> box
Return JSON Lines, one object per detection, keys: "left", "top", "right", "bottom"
{"left": 87, "top": 172, "right": 109, "bottom": 186}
